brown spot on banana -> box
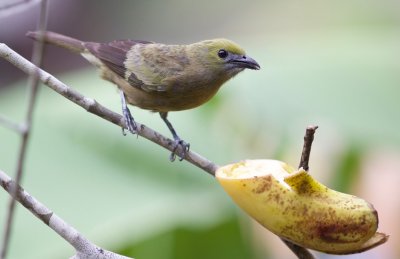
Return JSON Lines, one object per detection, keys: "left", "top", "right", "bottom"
{"left": 216, "top": 159, "right": 388, "bottom": 254}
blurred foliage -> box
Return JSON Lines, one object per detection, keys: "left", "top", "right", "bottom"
{"left": 119, "top": 216, "right": 260, "bottom": 259}
{"left": 331, "top": 144, "right": 364, "bottom": 193}
{"left": 1, "top": 0, "right": 399, "bottom": 259}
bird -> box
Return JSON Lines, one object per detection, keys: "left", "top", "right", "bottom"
{"left": 26, "top": 31, "right": 260, "bottom": 161}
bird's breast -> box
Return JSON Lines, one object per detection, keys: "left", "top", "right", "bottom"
{"left": 124, "top": 80, "right": 224, "bottom": 112}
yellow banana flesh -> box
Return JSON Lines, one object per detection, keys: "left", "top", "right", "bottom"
{"left": 216, "top": 159, "right": 388, "bottom": 254}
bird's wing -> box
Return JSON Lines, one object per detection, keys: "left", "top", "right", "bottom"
{"left": 84, "top": 40, "right": 167, "bottom": 92}
{"left": 123, "top": 44, "right": 188, "bottom": 92}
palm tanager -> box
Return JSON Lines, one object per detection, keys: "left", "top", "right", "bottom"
{"left": 26, "top": 31, "right": 260, "bottom": 161}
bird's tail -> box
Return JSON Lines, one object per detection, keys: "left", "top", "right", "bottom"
{"left": 26, "top": 31, "right": 86, "bottom": 53}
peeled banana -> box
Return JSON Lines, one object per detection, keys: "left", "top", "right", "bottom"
{"left": 216, "top": 159, "right": 388, "bottom": 254}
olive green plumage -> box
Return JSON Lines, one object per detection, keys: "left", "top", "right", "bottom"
{"left": 26, "top": 31, "right": 259, "bottom": 112}
{"left": 120, "top": 39, "right": 259, "bottom": 111}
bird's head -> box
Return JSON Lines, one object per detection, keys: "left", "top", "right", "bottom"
{"left": 191, "top": 39, "right": 260, "bottom": 78}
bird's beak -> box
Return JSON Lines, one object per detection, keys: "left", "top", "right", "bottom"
{"left": 229, "top": 54, "right": 260, "bottom": 70}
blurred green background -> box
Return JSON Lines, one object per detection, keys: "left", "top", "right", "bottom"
{"left": 0, "top": 1, "right": 399, "bottom": 258}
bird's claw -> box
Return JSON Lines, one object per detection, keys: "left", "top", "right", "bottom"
{"left": 122, "top": 107, "right": 137, "bottom": 136}
{"left": 170, "top": 139, "right": 190, "bottom": 162}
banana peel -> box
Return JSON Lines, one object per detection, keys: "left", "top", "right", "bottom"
{"left": 216, "top": 159, "right": 388, "bottom": 254}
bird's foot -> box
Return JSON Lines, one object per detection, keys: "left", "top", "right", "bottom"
{"left": 170, "top": 139, "right": 190, "bottom": 162}
{"left": 121, "top": 106, "right": 137, "bottom": 136}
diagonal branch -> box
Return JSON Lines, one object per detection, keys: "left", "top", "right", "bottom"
{"left": 0, "top": 43, "right": 315, "bottom": 259}
{"left": 0, "top": 43, "right": 218, "bottom": 176}
{"left": 0, "top": 169, "right": 132, "bottom": 259}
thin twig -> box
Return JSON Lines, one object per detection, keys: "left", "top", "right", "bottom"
{"left": 281, "top": 239, "right": 315, "bottom": 259}
{"left": 0, "top": 1, "right": 48, "bottom": 258}
{"left": 298, "top": 125, "right": 319, "bottom": 171}
{"left": 0, "top": 169, "right": 132, "bottom": 259}
{"left": 0, "top": 0, "right": 31, "bottom": 10}
{"left": 0, "top": 44, "right": 218, "bottom": 176}
{"left": 0, "top": 0, "right": 41, "bottom": 18}
{"left": 279, "top": 125, "right": 319, "bottom": 259}
{"left": 0, "top": 115, "right": 26, "bottom": 133}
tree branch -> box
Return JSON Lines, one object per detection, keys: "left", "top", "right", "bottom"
{"left": 279, "top": 125, "right": 319, "bottom": 259}
{"left": 299, "top": 125, "right": 318, "bottom": 171}
{"left": 1, "top": 1, "right": 48, "bottom": 258}
{"left": 0, "top": 0, "right": 41, "bottom": 18}
{"left": 0, "top": 169, "right": 132, "bottom": 259}
{"left": 0, "top": 43, "right": 218, "bottom": 176}
{"left": 281, "top": 239, "right": 315, "bottom": 259}
{"left": 0, "top": 43, "right": 319, "bottom": 259}
{"left": 0, "top": 115, "right": 26, "bottom": 134}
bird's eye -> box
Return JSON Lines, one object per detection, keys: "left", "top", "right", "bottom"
{"left": 218, "top": 49, "right": 228, "bottom": 59}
